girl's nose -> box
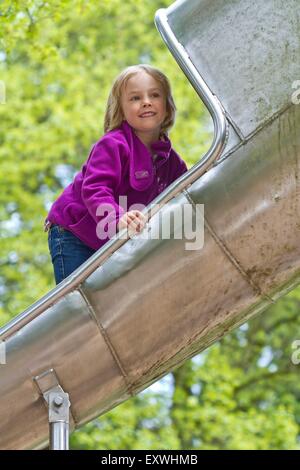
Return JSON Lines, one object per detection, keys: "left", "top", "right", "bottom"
{"left": 142, "top": 96, "right": 152, "bottom": 106}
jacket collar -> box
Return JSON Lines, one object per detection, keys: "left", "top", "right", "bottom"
{"left": 121, "top": 120, "right": 172, "bottom": 191}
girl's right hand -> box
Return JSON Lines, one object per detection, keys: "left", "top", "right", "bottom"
{"left": 117, "top": 210, "right": 147, "bottom": 236}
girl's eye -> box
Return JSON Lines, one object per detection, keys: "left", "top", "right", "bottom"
{"left": 131, "top": 96, "right": 140, "bottom": 101}
{"left": 152, "top": 93, "right": 160, "bottom": 98}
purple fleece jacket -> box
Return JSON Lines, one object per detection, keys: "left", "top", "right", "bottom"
{"left": 46, "top": 120, "right": 188, "bottom": 250}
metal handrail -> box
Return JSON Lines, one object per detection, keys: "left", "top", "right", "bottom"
{"left": 0, "top": 6, "right": 228, "bottom": 341}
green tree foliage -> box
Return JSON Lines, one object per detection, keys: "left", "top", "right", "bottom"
{"left": 0, "top": 0, "right": 299, "bottom": 450}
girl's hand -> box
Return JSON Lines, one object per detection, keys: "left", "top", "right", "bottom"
{"left": 117, "top": 210, "right": 147, "bottom": 236}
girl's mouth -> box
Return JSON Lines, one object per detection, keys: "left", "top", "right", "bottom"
{"left": 139, "top": 112, "right": 156, "bottom": 118}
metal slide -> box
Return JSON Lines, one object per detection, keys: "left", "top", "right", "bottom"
{"left": 0, "top": 0, "right": 299, "bottom": 449}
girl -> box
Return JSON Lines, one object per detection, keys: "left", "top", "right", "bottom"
{"left": 45, "top": 64, "right": 188, "bottom": 284}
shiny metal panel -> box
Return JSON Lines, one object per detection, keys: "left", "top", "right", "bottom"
{"left": 82, "top": 193, "right": 269, "bottom": 386}
{"left": 187, "top": 103, "right": 300, "bottom": 300}
{"left": 167, "top": 0, "right": 300, "bottom": 137}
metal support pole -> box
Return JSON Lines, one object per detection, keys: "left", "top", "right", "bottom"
{"left": 48, "top": 390, "right": 70, "bottom": 450}
{"left": 34, "top": 368, "right": 72, "bottom": 450}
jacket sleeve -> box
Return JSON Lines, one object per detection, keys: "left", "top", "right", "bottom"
{"left": 169, "top": 150, "right": 188, "bottom": 184}
{"left": 81, "top": 136, "right": 126, "bottom": 230}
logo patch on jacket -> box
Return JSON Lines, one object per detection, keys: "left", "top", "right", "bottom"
{"left": 135, "top": 170, "right": 150, "bottom": 179}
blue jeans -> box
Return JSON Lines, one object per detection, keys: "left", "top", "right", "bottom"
{"left": 48, "top": 224, "right": 96, "bottom": 285}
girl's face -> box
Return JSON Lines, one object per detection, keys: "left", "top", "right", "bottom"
{"left": 121, "top": 71, "right": 167, "bottom": 144}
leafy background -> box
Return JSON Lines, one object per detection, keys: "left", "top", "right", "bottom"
{"left": 0, "top": 0, "right": 299, "bottom": 449}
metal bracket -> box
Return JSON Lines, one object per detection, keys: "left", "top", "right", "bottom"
{"left": 34, "top": 368, "right": 73, "bottom": 450}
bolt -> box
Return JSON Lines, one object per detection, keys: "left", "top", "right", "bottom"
{"left": 53, "top": 395, "right": 64, "bottom": 407}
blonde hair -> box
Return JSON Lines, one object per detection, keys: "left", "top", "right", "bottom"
{"left": 104, "top": 64, "right": 176, "bottom": 136}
